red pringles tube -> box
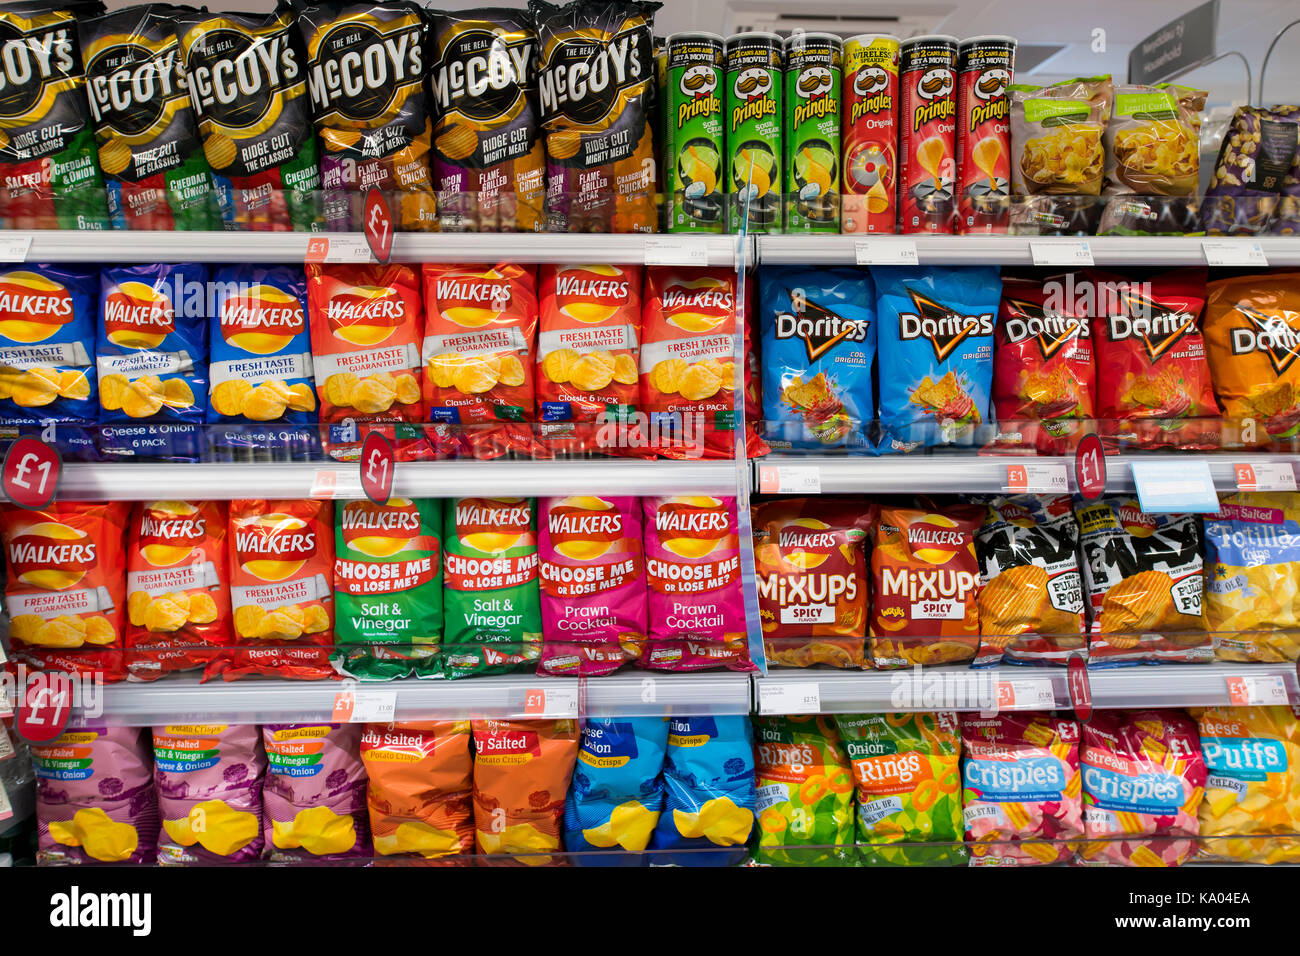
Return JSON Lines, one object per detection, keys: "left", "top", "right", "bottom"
{"left": 898, "top": 35, "right": 957, "bottom": 234}
{"left": 956, "top": 36, "right": 1015, "bottom": 234}
{"left": 841, "top": 34, "right": 899, "bottom": 234}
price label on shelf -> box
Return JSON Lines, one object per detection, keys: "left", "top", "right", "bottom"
{"left": 757, "top": 464, "right": 821, "bottom": 495}
{"left": 0, "top": 235, "right": 32, "bottom": 262}
{"left": 363, "top": 187, "right": 394, "bottom": 264}
{"left": 1074, "top": 433, "right": 1106, "bottom": 500}
{"left": 331, "top": 686, "right": 396, "bottom": 723}
{"left": 523, "top": 687, "right": 579, "bottom": 718}
{"left": 1005, "top": 462, "right": 1068, "bottom": 494}
{"left": 996, "top": 678, "right": 1056, "bottom": 712}
{"left": 1225, "top": 674, "right": 1288, "bottom": 707}
{"left": 1030, "top": 239, "right": 1093, "bottom": 267}
{"left": 1234, "top": 461, "right": 1297, "bottom": 492}
{"left": 644, "top": 236, "right": 709, "bottom": 266}
{"left": 1202, "top": 239, "right": 1268, "bottom": 267}
{"left": 1130, "top": 459, "right": 1220, "bottom": 513}
{"left": 15, "top": 670, "right": 73, "bottom": 743}
{"left": 304, "top": 235, "right": 374, "bottom": 264}
{"left": 855, "top": 238, "right": 918, "bottom": 266}
{"left": 360, "top": 431, "right": 395, "bottom": 505}
{"left": 310, "top": 469, "right": 339, "bottom": 498}
{"left": 757, "top": 681, "right": 821, "bottom": 715}
{"left": 2, "top": 436, "right": 60, "bottom": 509}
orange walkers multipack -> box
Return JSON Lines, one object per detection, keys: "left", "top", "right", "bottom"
{"left": 210, "top": 499, "right": 334, "bottom": 681}
{"left": 0, "top": 501, "right": 131, "bottom": 680}
{"left": 125, "top": 500, "right": 232, "bottom": 680}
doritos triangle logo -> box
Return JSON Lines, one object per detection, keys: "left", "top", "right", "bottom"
{"left": 774, "top": 298, "right": 870, "bottom": 363}
{"left": 899, "top": 290, "right": 994, "bottom": 363}
{"left": 1231, "top": 305, "right": 1300, "bottom": 376}
{"left": 1108, "top": 288, "right": 1194, "bottom": 364}
{"left": 1003, "top": 297, "right": 1086, "bottom": 360}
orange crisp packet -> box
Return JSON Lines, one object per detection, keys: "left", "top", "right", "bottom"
{"left": 362, "top": 721, "right": 474, "bottom": 859}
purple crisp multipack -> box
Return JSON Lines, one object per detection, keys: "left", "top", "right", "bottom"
{"left": 262, "top": 723, "right": 372, "bottom": 861}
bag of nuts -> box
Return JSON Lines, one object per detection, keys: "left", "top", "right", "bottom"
{"left": 1200, "top": 105, "right": 1300, "bottom": 235}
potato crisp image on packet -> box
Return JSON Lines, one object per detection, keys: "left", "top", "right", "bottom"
{"left": 264, "top": 723, "right": 372, "bottom": 861}
{"left": 1008, "top": 75, "right": 1112, "bottom": 197}
{"left": 564, "top": 716, "right": 669, "bottom": 859}
{"left": 1103, "top": 83, "right": 1204, "bottom": 197}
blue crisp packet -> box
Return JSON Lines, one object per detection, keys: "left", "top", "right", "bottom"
{"left": 871, "top": 265, "right": 1001, "bottom": 453}
{"left": 760, "top": 266, "right": 875, "bottom": 451}
{"left": 564, "top": 717, "right": 670, "bottom": 865}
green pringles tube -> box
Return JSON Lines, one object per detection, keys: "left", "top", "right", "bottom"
{"left": 724, "top": 31, "right": 782, "bottom": 234}
{"left": 784, "top": 31, "right": 842, "bottom": 232}
{"left": 666, "top": 31, "right": 724, "bottom": 232}
{"left": 441, "top": 496, "right": 542, "bottom": 679}
{"left": 333, "top": 497, "right": 443, "bottom": 681}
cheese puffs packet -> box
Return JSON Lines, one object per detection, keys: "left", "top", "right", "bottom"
{"left": 650, "top": 715, "right": 754, "bottom": 866}
{"left": 530, "top": 0, "right": 659, "bottom": 233}
{"left": 154, "top": 724, "right": 267, "bottom": 865}
{"left": 263, "top": 723, "right": 371, "bottom": 862}
{"left": 563, "top": 717, "right": 669, "bottom": 864}
{"left": 753, "top": 715, "right": 855, "bottom": 867}
{"left": 33, "top": 725, "right": 159, "bottom": 865}
{"left": 361, "top": 721, "right": 474, "bottom": 859}
{"left": 1008, "top": 76, "right": 1112, "bottom": 197}
{"left": 961, "top": 712, "right": 1083, "bottom": 866}
{"left": 1203, "top": 493, "right": 1300, "bottom": 662}
{"left": 1, "top": 501, "right": 131, "bottom": 681}
{"left": 210, "top": 499, "right": 334, "bottom": 682}
{"left": 1077, "top": 710, "right": 1205, "bottom": 867}
{"left": 836, "top": 712, "right": 965, "bottom": 867}
{"left": 125, "top": 500, "right": 233, "bottom": 681}
{"left": 1196, "top": 705, "right": 1300, "bottom": 865}
{"left": 471, "top": 718, "right": 579, "bottom": 864}
{"left": 1073, "top": 497, "right": 1208, "bottom": 665}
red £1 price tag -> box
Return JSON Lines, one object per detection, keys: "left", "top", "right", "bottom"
{"left": 360, "top": 431, "right": 395, "bottom": 505}
{"left": 1067, "top": 654, "right": 1092, "bottom": 722}
{"left": 364, "top": 188, "right": 394, "bottom": 264}
{"left": 3, "top": 436, "right": 61, "bottom": 509}
{"left": 1074, "top": 433, "right": 1106, "bottom": 500}
{"left": 16, "top": 670, "right": 73, "bottom": 743}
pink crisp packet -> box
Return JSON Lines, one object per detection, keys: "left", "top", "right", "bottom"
{"left": 538, "top": 495, "right": 648, "bottom": 676}
{"left": 961, "top": 713, "right": 1083, "bottom": 866}
{"left": 31, "top": 725, "right": 159, "bottom": 865}
{"left": 1079, "top": 710, "right": 1206, "bottom": 867}
{"left": 640, "top": 496, "right": 753, "bottom": 672}
{"left": 154, "top": 724, "right": 267, "bottom": 865}
{"left": 262, "top": 724, "right": 371, "bottom": 862}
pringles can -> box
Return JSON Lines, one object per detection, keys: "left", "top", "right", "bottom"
{"left": 725, "top": 32, "right": 783, "bottom": 233}
{"left": 784, "top": 32, "right": 841, "bottom": 232}
{"left": 841, "top": 34, "right": 900, "bottom": 234}
{"left": 898, "top": 35, "right": 958, "bottom": 234}
{"left": 666, "top": 32, "right": 725, "bottom": 232}
{"left": 956, "top": 36, "right": 1015, "bottom": 234}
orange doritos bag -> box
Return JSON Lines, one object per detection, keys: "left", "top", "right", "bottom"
{"left": 209, "top": 499, "right": 335, "bottom": 681}
{"left": 0, "top": 502, "right": 131, "bottom": 681}
{"left": 125, "top": 500, "right": 232, "bottom": 680}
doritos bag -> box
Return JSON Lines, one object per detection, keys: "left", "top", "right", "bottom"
{"left": 531, "top": 0, "right": 659, "bottom": 233}
{"left": 295, "top": 1, "right": 436, "bottom": 233}
{"left": 175, "top": 7, "right": 322, "bottom": 231}
{"left": 869, "top": 503, "right": 983, "bottom": 669}
{"left": 263, "top": 723, "right": 371, "bottom": 861}
{"left": 212, "top": 498, "right": 334, "bottom": 681}
{"left": 752, "top": 715, "right": 854, "bottom": 867}
{"left": 1091, "top": 267, "right": 1220, "bottom": 450}
{"left": 361, "top": 720, "right": 474, "bottom": 859}
{"left": 564, "top": 717, "right": 669, "bottom": 860}
{"left": 871, "top": 265, "right": 1000, "bottom": 453}
{"left": 1073, "top": 497, "right": 1208, "bottom": 665}
{"left": 80, "top": 4, "right": 221, "bottom": 231}
{"left": 125, "top": 500, "right": 232, "bottom": 680}
{"left": 0, "top": 0, "right": 110, "bottom": 230}
{"left": 975, "top": 495, "right": 1086, "bottom": 666}
{"left": 426, "top": 7, "right": 545, "bottom": 232}
{"left": 1204, "top": 272, "right": 1300, "bottom": 445}
{"left": 752, "top": 497, "right": 874, "bottom": 669}
{"left": 759, "top": 266, "right": 875, "bottom": 451}
{"left": 1, "top": 501, "right": 131, "bottom": 680}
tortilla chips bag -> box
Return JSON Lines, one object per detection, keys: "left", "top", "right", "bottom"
{"left": 1008, "top": 75, "right": 1112, "bottom": 197}
{"left": 753, "top": 715, "right": 855, "bottom": 867}
{"left": 264, "top": 723, "right": 371, "bottom": 861}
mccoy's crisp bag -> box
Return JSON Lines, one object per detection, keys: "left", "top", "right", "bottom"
{"left": 1, "top": 501, "right": 130, "bottom": 680}
{"left": 1074, "top": 497, "right": 1208, "bottom": 664}
{"left": 1196, "top": 705, "right": 1300, "bottom": 865}
{"left": 759, "top": 266, "right": 875, "bottom": 451}
{"left": 752, "top": 497, "right": 874, "bottom": 668}
{"left": 0, "top": 0, "right": 110, "bottom": 230}
{"left": 869, "top": 503, "right": 983, "bottom": 669}
{"left": 837, "top": 712, "right": 965, "bottom": 866}
{"left": 175, "top": 8, "right": 322, "bottom": 231}
{"left": 1008, "top": 76, "right": 1112, "bottom": 196}
{"left": 1203, "top": 494, "right": 1300, "bottom": 662}
{"left": 1103, "top": 83, "right": 1204, "bottom": 197}
{"left": 263, "top": 723, "right": 371, "bottom": 861}
{"left": 962, "top": 713, "right": 1083, "bottom": 866}
{"left": 538, "top": 494, "right": 646, "bottom": 676}
{"left": 33, "top": 725, "right": 158, "bottom": 865}
{"left": 642, "top": 495, "right": 749, "bottom": 672}
{"left": 154, "top": 723, "right": 266, "bottom": 865}
{"left": 975, "top": 495, "right": 1086, "bottom": 665}
{"left": 361, "top": 721, "right": 474, "bottom": 859}
{"left": 125, "top": 500, "right": 232, "bottom": 680}
{"left": 564, "top": 717, "right": 669, "bottom": 859}
{"left": 753, "top": 715, "right": 854, "bottom": 867}
{"left": 80, "top": 5, "right": 220, "bottom": 230}
{"left": 472, "top": 718, "right": 579, "bottom": 863}
{"left": 531, "top": 0, "right": 659, "bottom": 233}
{"left": 441, "top": 496, "right": 541, "bottom": 679}
{"left": 213, "top": 499, "right": 334, "bottom": 681}
{"left": 333, "top": 497, "right": 442, "bottom": 681}
{"left": 295, "top": 1, "right": 436, "bottom": 232}
{"left": 872, "top": 265, "right": 1000, "bottom": 453}
{"left": 426, "top": 7, "right": 545, "bottom": 232}
{"left": 1204, "top": 272, "right": 1300, "bottom": 445}
{"left": 1078, "top": 710, "right": 1205, "bottom": 867}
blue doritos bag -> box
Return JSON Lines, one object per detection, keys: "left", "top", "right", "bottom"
{"left": 564, "top": 717, "right": 670, "bottom": 866}
{"left": 650, "top": 715, "right": 755, "bottom": 865}
{"left": 871, "top": 266, "right": 1001, "bottom": 453}
{"left": 760, "top": 267, "right": 875, "bottom": 451}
